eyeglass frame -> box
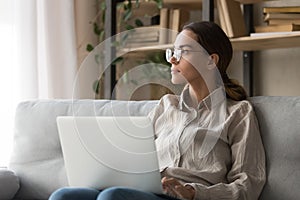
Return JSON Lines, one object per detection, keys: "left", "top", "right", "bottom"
{"left": 165, "top": 48, "right": 207, "bottom": 63}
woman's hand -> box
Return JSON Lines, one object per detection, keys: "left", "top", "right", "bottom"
{"left": 161, "top": 177, "right": 195, "bottom": 200}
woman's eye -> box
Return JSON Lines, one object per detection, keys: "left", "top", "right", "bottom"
{"left": 181, "top": 50, "right": 189, "bottom": 54}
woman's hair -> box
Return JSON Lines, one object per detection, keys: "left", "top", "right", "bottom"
{"left": 182, "top": 21, "right": 247, "bottom": 101}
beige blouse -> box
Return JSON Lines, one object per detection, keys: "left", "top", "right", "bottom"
{"left": 148, "top": 87, "right": 266, "bottom": 200}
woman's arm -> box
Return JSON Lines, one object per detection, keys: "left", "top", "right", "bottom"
{"left": 187, "top": 102, "right": 266, "bottom": 200}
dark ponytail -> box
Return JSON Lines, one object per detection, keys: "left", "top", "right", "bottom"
{"left": 222, "top": 73, "right": 247, "bottom": 101}
{"left": 183, "top": 21, "right": 247, "bottom": 101}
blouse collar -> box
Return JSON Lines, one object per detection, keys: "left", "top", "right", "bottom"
{"left": 179, "top": 85, "right": 226, "bottom": 111}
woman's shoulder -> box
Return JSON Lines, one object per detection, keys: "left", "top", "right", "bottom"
{"left": 226, "top": 98, "right": 254, "bottom": 116}
{"left": 158, "top": 93, "right": 180, "bottom": 107}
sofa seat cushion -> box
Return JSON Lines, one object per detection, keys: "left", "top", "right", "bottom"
{"left": 0, "top": 168, "right": 19, "bottom": 200}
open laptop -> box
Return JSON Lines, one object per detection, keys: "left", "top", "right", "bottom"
{"left": 56, "top": 116, "right": 163, "bottom": 194}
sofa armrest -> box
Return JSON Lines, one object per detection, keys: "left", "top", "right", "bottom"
{"left": 0, "top": 168, "right": 19, "bottom": 200}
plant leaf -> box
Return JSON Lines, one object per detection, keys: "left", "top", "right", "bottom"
{"left": 93, "top": 22, "right": 101, "bottom": 35}
{"left": 135, "top": 0, "right": 140, "bottom": 8}
{"left": 127, "top": 1, "right": 132, "bottom": 9}
{"left": 135, "top": 18, "right": 144, "bottom": 27}
{"left": 99, "top": 30, "right": 105, "bottom": 42}
{"left": 130, "top": 79, "right": 138, "bottom": 85}
{"left": 92, "top": 80, "right": 100, "bottom": 94}
{"left": 111, "top": 40, "right": 121, "bottom": 47}
{"left": 123, "top": 9, "right": 132, "bottom": 21}
{"left": 94, "top": 54, "right": 100, "bottom": 65}
{"left": 125, "top": 24, "right": 134, "bottom": 30}
{"left": 153, "top": 0, "right": 163, "bottom": 9}
{"left": 101, "top": 11, "right": 105, "bottom": 23}
{"left": 100, "top": 1, "right": 106, "bottom": 11}
{"left": 112, "top": 56, "right": 124, "bottom": 65}
{"left": 86, "top": 44, "right": 94, "bottom": 52}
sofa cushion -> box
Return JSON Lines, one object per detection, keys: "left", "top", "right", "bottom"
{"left": 249, "top": 96, "right": 300, "bottom": 200}
{"left": 9, "top": 99, "right": 158, "bottom": 200}
{"left": 0, "top": 168, "right": 19, "bottom": 200}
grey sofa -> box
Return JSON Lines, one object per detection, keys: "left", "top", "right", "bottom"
{"left": 0, "top": 97, "right": 299, "bottom": 200}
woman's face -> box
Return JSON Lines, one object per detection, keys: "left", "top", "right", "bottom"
{"left": 170, "top": 29, "right": 210, "bottom": 85}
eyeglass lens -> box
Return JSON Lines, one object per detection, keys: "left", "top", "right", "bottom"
{"left": 166, "top": 48, "right": 181, "bottom": 63}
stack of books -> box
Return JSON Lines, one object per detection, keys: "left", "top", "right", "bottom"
{"left": 121, "top": 25, "right": 160, "bottom": 48}
{"left": 255, "top": 6, "right": 300, "bottom": 33}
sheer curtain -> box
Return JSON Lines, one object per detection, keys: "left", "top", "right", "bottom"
{"left": 0, "top": 0, "right": 79, "bottom": 166}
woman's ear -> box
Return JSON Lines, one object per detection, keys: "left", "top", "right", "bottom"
{"left": 208, "top": 53, "right": 219, "bottom": 69}
{"left": 210, "top": 54, "right": 219, "bottom": 65}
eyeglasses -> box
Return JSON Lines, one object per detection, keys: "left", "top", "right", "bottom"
{"left": 165, "top": 48, "right": 204, "bottom": 63}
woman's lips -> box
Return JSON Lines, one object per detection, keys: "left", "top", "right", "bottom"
{"left": 171, "top": 68, "right": 180, "bottom": 74}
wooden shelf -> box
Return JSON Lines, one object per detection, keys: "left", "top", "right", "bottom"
{"left": 117, "top": 44, "right": 172, "bottom": 56}
{"left": 231, "top": 32, "right": 300, "bottom": 51}
{"left": 117, "top": 32, "right": 300, "bottom": 54}
{"left": 262, "top": 0, "right": 300, "bottom": 7}
{"left": 163, "top": 0, "right": 202, "bottom": 10}
{"left": 234, "top": 0, "right": 264, "bottom": 4}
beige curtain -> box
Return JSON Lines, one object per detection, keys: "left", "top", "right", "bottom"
{"left": 14, "top": 0, "right": 78, "bottom": 99}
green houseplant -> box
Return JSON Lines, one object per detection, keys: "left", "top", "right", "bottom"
{"left": 86, "top": 0, "right": 171, "bottom": 99}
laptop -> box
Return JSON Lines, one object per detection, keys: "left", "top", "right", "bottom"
{"left": 56, "top": 116, "right": 163, "bottom": 194}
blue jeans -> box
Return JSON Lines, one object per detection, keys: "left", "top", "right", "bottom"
{"left": 49, "top": 187, "right": 181, "bottom": 200}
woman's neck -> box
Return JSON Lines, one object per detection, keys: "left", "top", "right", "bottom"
{"left": 188, "top": 81, "right": 209, "bottom": 105}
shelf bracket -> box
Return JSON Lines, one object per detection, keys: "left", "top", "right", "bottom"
{"left": 243, "top": 4, "right": 254, "bottom": 96}
{"left": 202, "top": 0, "right": 214, "bottom": 21}
{"left": 105, "top": 0, "right": 124, "bottom": 99}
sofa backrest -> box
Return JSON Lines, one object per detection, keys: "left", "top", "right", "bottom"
{"left": 249, "top": 96, "right": 300, "bottom": 200}
{"left": 8, "top": 97, "right": 300, "bottom": 200}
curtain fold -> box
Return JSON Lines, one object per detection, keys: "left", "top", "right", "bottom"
{"left": 0, "top": 0, "right": 101, "bottom": 165}
{"left": 14, "top": 0, "right": 78, "bottom": 100}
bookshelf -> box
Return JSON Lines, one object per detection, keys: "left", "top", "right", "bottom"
{"left": 105, "top": 0, "right": 300, "bottom": 99}
{"left": 204, "top": 0, "right": 300, "bottom": 95}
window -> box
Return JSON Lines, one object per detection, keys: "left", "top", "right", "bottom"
{"left": 0, "top": 0, "right": 17, "bottom": 166}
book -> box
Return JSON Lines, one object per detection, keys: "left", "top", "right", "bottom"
{"left": 264, "top": 13, "right": 300, "bottom": 21}
{"left": 217, "top": 0, "right": 247, "bottom": 38}
{"left": 250, "top": 31, "right": 300, "bottom": 37}
{"left": 255, "top": 24, "right": 300, "bottom": 33}
{"left": 171, "top": 9, "right": 189, "bottom": 32}
{"left": 268, "top": 19, "right": 300, "bottom": 25}
{"left": 159, "top": 8, "right": 169, "bottom": 44}
{"left": 263, "top": 7, "right": 300, "bottom": 14}
{"left": 126, "top": 26, "right": 160, "bottom": 38}
{"left": 121, "top": 41, "right": 159, "bottom": 49}
{"left": 168, "top": 8, "right": 190, "bottom": 43}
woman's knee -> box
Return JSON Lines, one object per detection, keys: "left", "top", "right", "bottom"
{"left": 97, "top": 187, "right": 159, "bottom": 200}
{"left": 97, "top": 187, "right": 133, "bottom": 200}
{"left": 49, "top": 187, "right": 99, "bottom": 200}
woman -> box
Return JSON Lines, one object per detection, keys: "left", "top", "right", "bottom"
{"left": 49, "top": 21, "right": 266, "bottom": 200}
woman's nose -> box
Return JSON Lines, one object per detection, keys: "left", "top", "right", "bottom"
{"left": 169, "top": 56, "right": 179, "bottom": 65}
